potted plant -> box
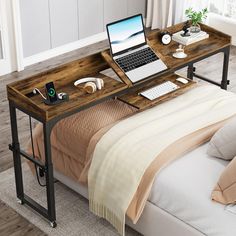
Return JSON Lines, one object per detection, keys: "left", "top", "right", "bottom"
{"left": 185, "top": 8, "right": 208, "bottom": 33}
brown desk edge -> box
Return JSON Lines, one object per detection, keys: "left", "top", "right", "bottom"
{"left": 7, "top": 53, "right": 129, "bottom": 122}
{"left": 118, "top": 74, "right": 196, "bottom": 110}
{"left": 101, "top": 23, "right": 231, "bottom": 87}
{"left": 7, "top": 23, "right": 231, "bottom": 122}
{"left": 5, "top": 22, "right": 231, "bottom": 227}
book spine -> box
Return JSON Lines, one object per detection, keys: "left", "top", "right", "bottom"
{"left": 173, "top": 34, "right": 209, "bottom": 46}
{"left": 172, "top": 37, "right": 188, "bottom": 45}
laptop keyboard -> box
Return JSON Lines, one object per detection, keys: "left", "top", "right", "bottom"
{"left": 115, "top": 47, "right": 159, "bottom": 72}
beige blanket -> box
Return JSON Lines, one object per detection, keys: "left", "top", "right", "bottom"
{"left": 28, "top": 85, "right": 236, "bottom": 236}
{"left": 27, "top": 99, "right": 137, "bottom": 182}
{"left": 88, "top": 85, "right": 236, "bottom": 235}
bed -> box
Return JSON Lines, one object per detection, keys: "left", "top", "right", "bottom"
{"left": 54, "top": 143, "right": 236, "bottom": 236}
{"left": 28, "top": 84, "right": 236, "bottom": 236}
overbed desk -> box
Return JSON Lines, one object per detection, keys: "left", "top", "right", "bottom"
{"left": 6, "top": 23, "right": 231, "bottom": 227}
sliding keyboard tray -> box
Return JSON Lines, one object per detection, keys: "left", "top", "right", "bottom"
{"left": 118, "top": 73, "right": 196, "bottom": 110}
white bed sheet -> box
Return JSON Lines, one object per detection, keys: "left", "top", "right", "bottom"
{"left": 149, "top": 143, "right": 236, "bottom": 236}
{"left": 54, "top": 142, "right": 236, "bottom": 236}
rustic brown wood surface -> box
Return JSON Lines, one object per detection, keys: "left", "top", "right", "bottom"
{"left": 7, "top": 53, "right": 128, "bottom": 121}
{"left": 118, "top": 73, "right": 196, "bottom": 110}
{"left": 0, "top": 23, "right": 235, "bottom": 235}
{"left": 101, "top": 50, "right": 133, "bottom": 86}
{"left": 0, "top": 201, "right": 46, "bottom": 236}
{"left": 6, "top": 23, "right": 231, "bottom": 123}
{"left": 103, "top": 23, "right": 231, "bottom": 86}
{"left": 147, "top": 23, "right": 231, "bottom": 70}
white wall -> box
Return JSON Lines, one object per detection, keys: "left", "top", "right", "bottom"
{"left": 0, "top": 31, "right": 3, "bottom": 59}
{"left": 208, "top": 12, "right": 236, "bottom": 46}
{"left": 0, "top": 4, "right": 3, "bottom": 60}
{"left": 0, "top": 0, "right": 17, "bottom": 75}
{"left": 19, "top": 0, "right": 147, "bottom": 61}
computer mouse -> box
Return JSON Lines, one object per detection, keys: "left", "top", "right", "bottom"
{"left": 176, "top": 77, "right": 188, "bottom": 84}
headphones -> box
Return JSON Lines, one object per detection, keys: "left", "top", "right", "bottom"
{"left": 74, "top": 77, "right": 104, "bottom": 94}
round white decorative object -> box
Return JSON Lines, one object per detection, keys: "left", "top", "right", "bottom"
{"left": 162, "top": 34, "right": 172, "bottom": 45}
{"left": 172, "top": 52, "right": 187, "bottom": 59}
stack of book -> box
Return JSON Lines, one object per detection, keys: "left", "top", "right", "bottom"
{"left": 172, "top": 30, "right": 209, "bottom": 46}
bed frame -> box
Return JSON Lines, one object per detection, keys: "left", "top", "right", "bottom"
{"left": 6, "top": 22, "right": 231, "bottom": 228}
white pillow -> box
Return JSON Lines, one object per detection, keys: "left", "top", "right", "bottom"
{"left": 207, "top": 117, "right": 236, "bottom": 160}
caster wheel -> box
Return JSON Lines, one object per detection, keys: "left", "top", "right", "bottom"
{"left": 17, "top": 199, "right": 23, "bottom": 205}
{"left": 50, "top": 221, "right": 57, "bottom": 228}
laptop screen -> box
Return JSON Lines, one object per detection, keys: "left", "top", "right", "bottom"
{"left": 107, "top": 14, "right": 146, "bottom": 55}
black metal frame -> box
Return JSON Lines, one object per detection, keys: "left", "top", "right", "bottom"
{"left": 8, "top": 86, "right": 131, "bottom": 227}
{"left": 186, "top": 46, "right": 230, "bottom": 89}
{"left": 9, "top": 102, "right": 57, "bottom": 227}
{"left": 8, "top": 44, "right": 231, "bottom": 228}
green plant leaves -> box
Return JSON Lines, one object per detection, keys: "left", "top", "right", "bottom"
{"left": 185, "top": 8, "right": 208, "bottom": 26}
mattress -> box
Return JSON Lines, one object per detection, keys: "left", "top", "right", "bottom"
{"left": 54, "top": 143, "right": 236, "bottom": 236}
{"left": 29, "top": 96, "right": 236, "bottom": 235}
{"left": 54, "top": 169, "right": 204, "bottom": 236}
{"left": 148, "top": 143, "right": 236, "bottom": 236}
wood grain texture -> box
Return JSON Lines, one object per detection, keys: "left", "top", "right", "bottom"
{"left": 103, "top": 23, "right": 231, "bottom": 86}
{"left": 0, "top": 28, "right": 236, "bottom": 236}
{"left": 0, "top": 201, "right": 46, "bottom": 236}
{"left": 7, "top": 52, "right": 129, "bottom": 122}
{"left": 118, "top": 74, "right": 196, "bottom": 110}
{"left": 147, "top": 23, "right": 231, "bottom": 70}
{"left": 101, "top": 50, "right": 133, "bottom": 86}
{"left": 0, "top": 41, "right": 109, "bottom": 236}
{"left": 7, "top": 23, "right": 231, "bottom": 123}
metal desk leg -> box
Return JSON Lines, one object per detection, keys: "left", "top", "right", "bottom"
{"left": 221, "top": 46, "right": 230, "bottom": 90}
{"left": 43, "top": 122, "right": 56, "bottom": 227}
{"left": 9, "top": 102, "right": 24, "bottom": 204}
{"left": 187, "top": 63, "right": 194, "bottom": 80}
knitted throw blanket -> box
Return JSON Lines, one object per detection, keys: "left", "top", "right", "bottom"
{"left": 88, "top": 85, "right": 236, "bottom": 235}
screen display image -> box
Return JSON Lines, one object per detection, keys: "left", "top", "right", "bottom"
{"left": 107, "top": 15, "right": 146, "bottom": 55}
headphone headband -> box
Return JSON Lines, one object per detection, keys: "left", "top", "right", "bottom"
{"left": 74, "top": 77, "right": 99, "bottom": 86}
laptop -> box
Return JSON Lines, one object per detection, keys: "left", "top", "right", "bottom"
{"left": 106, "top": 14, "right": 167, "bottom": 83}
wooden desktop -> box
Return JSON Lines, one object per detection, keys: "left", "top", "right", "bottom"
{"left": 6, "top": 22, "right": 231, "bottom": 227}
